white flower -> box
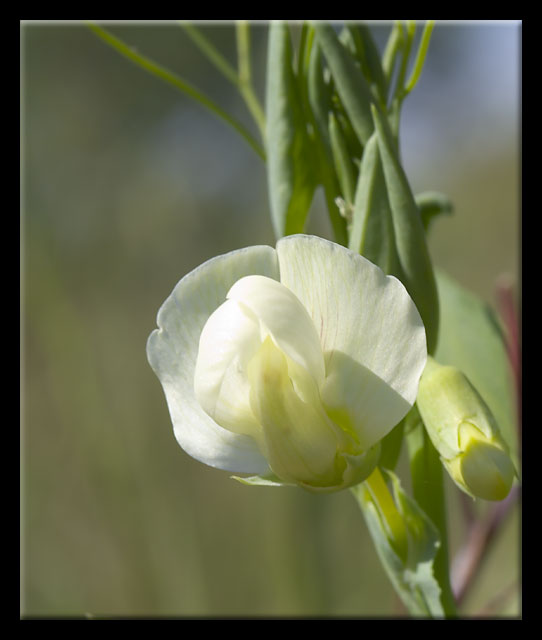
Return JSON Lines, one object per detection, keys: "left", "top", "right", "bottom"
{"left": 147, "top": 235, "right": 427, "bottom": 492}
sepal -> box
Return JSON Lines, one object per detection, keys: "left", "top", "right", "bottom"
{"left": 352, "top": 468, "right": 445, "bottom": 617}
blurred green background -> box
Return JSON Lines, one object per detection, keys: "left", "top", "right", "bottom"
{"left": 21, "top": 21, "right": 520, "bottom": 617}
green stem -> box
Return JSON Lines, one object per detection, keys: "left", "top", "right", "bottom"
{"left": 388, "top": 20, "right": 435, "bottom": 143}
{"left": 179, "top": 21, "right": 266, "bottom": 143}
{"left": 404, "top": 21, "right": 435, "bottom": 94}
{"left": 393, "top": 21, "right": 416, "bottom": 105}
{"left": 235, "top": 21, "right": 267, "bottom": 142}
{"left": 406, "top": 412, "right": 457, "bottom": 616}
{"left": 180, "top": 21, "right": 239, "bottom": 85}
{"left": 87, "top": 22, "right": 266, "bottom": 161}
{"left": 382, "top": 22, "right": 403, "bottom": 103}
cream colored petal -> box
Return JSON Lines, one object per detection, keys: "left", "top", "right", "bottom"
{"left": 194, "top": 298, "right": 263, "bottom": 440}
{"left": 227, "top": 275, "right": 325, "bottom": 386}
{"left": 247, "top": 337, "right": 342, "bottom": 488}
{"left": 146, "top": 245, "right": 279, "bottom": 474}
{"left": 276, "top": 235, "right": 427, "bottom": 449}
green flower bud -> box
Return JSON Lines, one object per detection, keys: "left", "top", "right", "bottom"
{"left": 416, "top": 357, "right": 516, "bottom": 501}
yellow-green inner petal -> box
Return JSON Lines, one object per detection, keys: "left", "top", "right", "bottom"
{"left": 247, "top": 336, "right": 346, "bottom": 488}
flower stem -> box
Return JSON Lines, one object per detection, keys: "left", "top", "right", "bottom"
{"left": 451, "top": 484, "right": 519, "bottom": 607}
{"left": 406, "top": 414, "right": 457, "bottom": 616}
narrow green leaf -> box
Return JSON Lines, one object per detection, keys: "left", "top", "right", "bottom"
{"left": 305, "top": 36, "right": 349, "bottom": 246}
{"left": 307, "top": 37, "right": 333, "bottom": 156}
{"left": 352, "top": 468, "right": 445, "bottom": 617}
{"left": 312, "top": 23, "right": 376, "bottom": 145}
{"left": 434, "top": 270, "right": 519, "bottom": 468}
{"left": 345, "top": 24, "right": 387, "bottom": 107}
{"left": 415, "top": 191, "right": 454, "bottom": 232}
{"left": 328, "top": 112, "right": 357, "bottom": 205}
{"left": 371, "top": 104, "right": 439, "bottom": 354}
{"left": 348, "top": 132, "right": 403, "bottom": 277}
{"left": 266, "top": 22, "right": 317, "bottom": 238}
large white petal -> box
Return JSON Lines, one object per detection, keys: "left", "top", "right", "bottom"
{"left": 276, "top": 235, "right": 427, "bottom": 449}
{"left": 227, "top": 275, "right": 325, "bottom": 386}
{"left": 147, "top": 245, "right": 279, "bottom": 473}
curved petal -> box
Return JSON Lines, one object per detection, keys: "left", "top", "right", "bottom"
{"left": 146, "top": 245, "right": 279, "bottom": 473}
{"left": 227, "top": 275, "right": 325, "bottom": 385}
{"left": 276, "top": 235, "right": 427, "bottom": 449}
{"left": 194, "top": 298, "right": 263, "bottom": 440}
{"left": 247, "top": 336, "right": 341, "bottom": 488}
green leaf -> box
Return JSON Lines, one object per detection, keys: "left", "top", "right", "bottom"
{"left": 266, "top": 22, "right": 317, "bottom": 238}
{"left": 371, "top": 104, "right": 439, "bottom": 354}
{"left": 312, "top": 23, "right": 375, "bottom": 145}
{"left": 352, "top": 469, "right": 445, "bottom": 617}
{"left": 307, "top": 37, "right": 333, "bottom": 156}
{"left": 344, "top": 24, "right": 387, "bottom": 106}
{"left": 328, "top": 112, "right": 357, "bottom": 205}
{"left": 348, "top": 132, "right": 403, "bottom": 277}
{"left": 434, "top": 270, "right": 519, "bottom": 468}
{"left": 304, "top": 32, "right": 348, "bottom": 245}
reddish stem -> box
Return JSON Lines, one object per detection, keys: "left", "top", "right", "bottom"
{"left": 495, "top": 275, "right": 522, "bottom": 440}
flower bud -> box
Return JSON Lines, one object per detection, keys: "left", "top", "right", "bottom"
{"left": 416, "top": 357, "right": 515, "bottom": 501}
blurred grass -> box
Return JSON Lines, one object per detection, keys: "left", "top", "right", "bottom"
{"left": 21, "top": 21, "right": 520, "bottom": 617}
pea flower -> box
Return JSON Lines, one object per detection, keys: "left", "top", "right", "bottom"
{"left": 147, "top": 235, "right": 427, "bottom": 492}
{"left": 416, "top": 356, "right": 516, "bottom": 501}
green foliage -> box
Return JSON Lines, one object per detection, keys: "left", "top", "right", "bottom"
{"left": 343, "top": 24, "right": 388, "bottom": 106}
{"left": 370, "top": 105, "right": 440, "bottom": 354}
{"left": 313, "top": 23, "right": 375, "bottom": 146}
{"left": 88, "top": 22, "right": 266, "bottom": 161}
{"left": 23, "top": 21, "right": 519, "bottom": 618}
{"left": 348, "top": 132, "right": 401, "bottom": 273}
{"left": 353, "top": 469, "right": 445, "bottom": 617}
{"left": 306, "top": 38, "right": 349, "bottom": 245}
{"left": 434, "top": 270, "right": 519, "bottom": 468}
{"left": 266, "top": 23, "right": 318, "bottom": 238}
{"left": 328, "top": 112, "right": 357, "bottom": 206}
